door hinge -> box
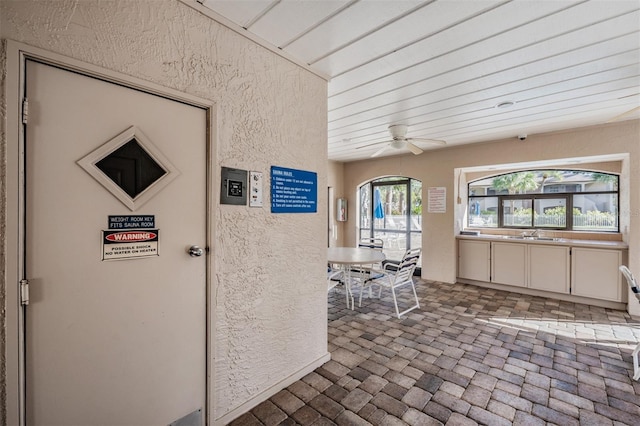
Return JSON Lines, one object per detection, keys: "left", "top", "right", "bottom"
{"left": 22, "top": 98, "right": 29, "bottom": 124}
{"left": 20, "top": 279, "right": 29, "bottom": 305}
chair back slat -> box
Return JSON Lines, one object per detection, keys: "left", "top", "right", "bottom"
{"left": 392, "top": 248, "right": 420, "bottom": 284}
{"left": 620, "top": 265, "right": 640, "bottom": 302}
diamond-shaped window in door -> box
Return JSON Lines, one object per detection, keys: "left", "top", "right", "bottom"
{"left": 77, "top": 126, "right": 180, "bottom": 211}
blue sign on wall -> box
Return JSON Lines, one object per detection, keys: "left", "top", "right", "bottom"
{"left": 271, "top": 166, "right": 317, "bottom": 213}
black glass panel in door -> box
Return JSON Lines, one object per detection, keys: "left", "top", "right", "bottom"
{"left": 96, "top": 138, "right": 166, "bottom": 198}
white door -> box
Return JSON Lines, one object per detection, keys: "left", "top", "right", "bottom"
{"left": 24, "top": 60, "right": 208, "bottom": 425}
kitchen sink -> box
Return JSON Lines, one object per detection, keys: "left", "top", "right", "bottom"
{"left": 535, "top": 237, "right": 562, "bottom": 241}
{"left": 502, "top": 235, "right": 562, "bottom": 242}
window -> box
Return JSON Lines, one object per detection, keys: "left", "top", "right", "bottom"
{"left": 77, "top": 125, "right": 179, "bottom": 211}
{"left": 359, "top": 177, "right": 422, "bottom": 264}
{"left": 468, "top": 170, "right": 618, "bottom": 232}
{"left": 96, "top": 138, "right": 166, "bottom": 198}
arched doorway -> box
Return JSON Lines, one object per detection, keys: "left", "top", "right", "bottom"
{"left": 359, "top": 177, "right": 422, "bottom": 267}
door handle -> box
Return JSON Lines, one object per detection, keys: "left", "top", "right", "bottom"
{"left": 188, "top": 245, "right": 204, "bottom": 257}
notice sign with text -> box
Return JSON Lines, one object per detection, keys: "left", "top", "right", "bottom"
{"left": 428, "top": 187, "right": 447, "bottom": 213}
{"left": 102, "top": 230, "right": 159, "bottom": 260}
{"left": 108, "top": 215, "right": 155, "bottom": 229}
{"left": 271, "top": 166, "right": 317, "bottom": 213}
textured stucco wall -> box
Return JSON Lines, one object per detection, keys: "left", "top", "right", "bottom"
{"left": 0, "top": 0, "right": 328, "bottom": 421}
{"left": 343, "top": 121, "right": 640, "bottom": 315}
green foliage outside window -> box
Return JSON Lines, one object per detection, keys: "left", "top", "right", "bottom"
{"left": 544, "top": 206, "right": 581, "bottom": 216}
{"left": 468, "top": 169, "right": 619, "bottom": 232}
{"left": 513, "top": 208, "right": 533, "bottom": 216}
{"left": 578, "top": 210, "right": 617, "bottom": 227}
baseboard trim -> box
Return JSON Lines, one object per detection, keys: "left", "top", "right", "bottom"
{"left": 213, "top": 352, "right": 331, "bottom": 425}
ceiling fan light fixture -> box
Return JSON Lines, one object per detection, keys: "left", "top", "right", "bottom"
{"left": 390, "top": 139, "right": 406, "bottom": 149}
{"left": 388, "top": 124, "right": 408, "bottom": 138}
{"left": 495, "top": 100, "right": 516, "bottom": 109}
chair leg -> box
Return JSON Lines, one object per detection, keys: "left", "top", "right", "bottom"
{"left": 345, "top": 286, "right": 350, "bottom": 308}
{"left": 346, "top": 280, "right": 354, "bottom": 310}
{"left": 391, "top": 282, "right": 420, "bottom": 319}
{"left": 633, "top": 343, "right": 640, "bottom": 381}
{"left": 410, "top": 282, "right": 420, "bottom": 310}
{"left": 343, "top": 270, "right": 354, "bottom": 309}
{"left": 358, "top": 281, "right": 372, "bottom": 307}
{"left": 390, "top": 286, "right": 401, "bottom": 319}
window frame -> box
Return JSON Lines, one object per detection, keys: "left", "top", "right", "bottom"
{"left": 358, "top": 177, "right": 422, "bottom": 262}
{"left": 467, "top": 170, "right": 619, "bottom": 232}
{"left": 497, "top": 193, "right": 572, "bottom": 230}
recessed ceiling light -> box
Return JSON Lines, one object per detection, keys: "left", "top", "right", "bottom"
{"left": 495, "top": 100, "right": 516, "bottom": 109}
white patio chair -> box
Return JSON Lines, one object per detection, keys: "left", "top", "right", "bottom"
{"left": 357, "top": 238, "right": 384, "bottom": 275}
{"left": 328, "top": 266, "right": 352, "bottom": 308}
{"left": 353, "top": 238, "right": 385, "bottom": 297}
{"left": 359, "top": 248, "right": 421, "bottom": 318}
{"left": 619, "top": 265, "right": 640, "bottom": 381}
{"left": 327, "top": 267, "right": 342, "bottom": 292}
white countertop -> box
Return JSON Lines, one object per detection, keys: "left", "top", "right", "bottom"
{"left": 456, "top": 233, "right": 628, "bottom": 250}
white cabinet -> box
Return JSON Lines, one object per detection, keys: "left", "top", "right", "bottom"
{"left": 458, "top": 240, "right": 490, "bottom": 282}
{"left": 528, "top": 245, "right": 570, "bottom": 294}
{"left": 572, "top": 247, "right": 622, "bottom": 302}
{"left": 458, "top": 238, "right": 626, "bottom": 305}
{"left": 492, "top": 242, "right": 527, "bottom": 287}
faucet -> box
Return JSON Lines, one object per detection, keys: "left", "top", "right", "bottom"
{"left": 522, "top": 229, "right": 540, "bottom": 237}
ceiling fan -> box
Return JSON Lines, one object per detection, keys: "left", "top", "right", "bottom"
{"left": 606, "top": 106, "right": 640, "bottom": 123}
{"left": 357, "top": 124, "right": 446, "bottom": 158}
{"left": 606, "top": 94, "right": 640, "bottom": 123}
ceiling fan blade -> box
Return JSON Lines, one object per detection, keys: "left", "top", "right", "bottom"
{"left": 356, "top": 139, "right": 393, "bottom": 149}
{"left": 606, "top": 106, "right": 640, "bottom": 123}
{"left": 407, "top": 137, "right": 447, "bottom": 145}
{"left": 371, "top": 145, "right": 390, "bottom": 157}
{"left": 405, "top": 141, "right": 423, "bottom": 155}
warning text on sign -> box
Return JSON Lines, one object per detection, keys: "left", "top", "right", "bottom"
{"left": 271, "top": 166, "right": 317, "bottom": 213}
{"left": 102, "top": 230, "right": 159, "bottom": 261}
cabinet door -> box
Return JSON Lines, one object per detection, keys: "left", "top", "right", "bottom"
{"left": 529, "top": 245, "right": 570, "bottom": 294}
{"left": 492, "top": 242, "right": 527, "bottom": 287}
{"left": 458, "top": 240, "right": 490, "bottom": 282}
{"left": 572, "top": 248, "right": 622, "bottom": 302}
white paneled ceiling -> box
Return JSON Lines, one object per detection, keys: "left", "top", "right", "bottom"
{"left": 190, "top": 0, "right": 640, "bottom": 162}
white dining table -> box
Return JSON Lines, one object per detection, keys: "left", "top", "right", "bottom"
{"left": 328, "top": 247, "right": 386, "bottom": 309}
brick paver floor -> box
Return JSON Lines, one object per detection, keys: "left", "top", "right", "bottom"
{"left": 229, "top": 279, "right": 640, "bottom": 425}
